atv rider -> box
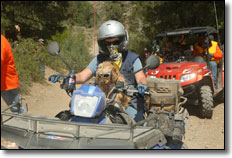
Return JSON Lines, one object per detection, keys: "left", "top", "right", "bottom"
{"left": 141, "top": 48, "right": 151, "bottom": 65}
{"left": 152, "top": 40, "right": 163, "bottom": 64}
{"left": 193, "top": 34, "right": 223, "bottom": 86}
{"left": 160, "top": 39, "right": 180, "bottom": 62}
{"left": 51, "top": 20, "right": 147, "bottom": 122}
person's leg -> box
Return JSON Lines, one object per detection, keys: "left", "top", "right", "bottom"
{"left": 125, "top": 96, "right": 145, "bottom": 122}
{"left": 125, "top": 106, "right": 144, "bottom": 122}
{"left": 125, "top": 106, "right": 137, "bottom": 119}
{"left": 209, "top": 61, "right": 217, "bottom": 86}
{"left": 1, "top": 88, "right": 27, "bottom": 114}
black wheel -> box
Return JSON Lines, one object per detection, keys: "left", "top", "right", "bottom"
{"left": 199, "top": 85, "right": 214, "bottom": 118}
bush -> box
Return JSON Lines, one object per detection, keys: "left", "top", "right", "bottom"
{"left": 128, "top": 31, "right": 151, "bottom": 56}
{"left": 64, "top": 2, "right": 96, "bottom": 28}
{"left": 12, "top": 28, "right": 91, "bottom": 94}
{"left": 49, "top": 28, "right": 91, "bottom": 73}
{"left": 12, "top": 37, "right": 47, "bottom": 94}
{"left": 11, "top": 26, "right": 91, "bottom": 95}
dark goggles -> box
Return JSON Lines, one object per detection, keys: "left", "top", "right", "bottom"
{"left": 104, "top": 40, "right": 121, "bottom": 46}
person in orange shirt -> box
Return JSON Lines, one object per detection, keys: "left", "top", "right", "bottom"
{"left": 1, "top": 34, "right": 26, "bottom": 114}
{"left": 193, "top": 34, "right": 223, "bottom": 86}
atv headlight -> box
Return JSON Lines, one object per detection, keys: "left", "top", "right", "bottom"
{"left": 73, "top": 94, "right": 99, "bottom": 118}
{"left": 180, "top": 73, "right": 196, "bottom": 82}
{"left": 148, "top": 75, "right": 156, "bottom": 79}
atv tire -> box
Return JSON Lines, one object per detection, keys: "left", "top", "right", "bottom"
{"left": 199, "top": 85, "right": 214, "bottom": 118}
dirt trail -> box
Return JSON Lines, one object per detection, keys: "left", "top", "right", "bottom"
{"left": 1, "top": 66, "right": 224, "bottom": 149}
{"left": 183, "top": 103, "right": 224, "bottom": 149}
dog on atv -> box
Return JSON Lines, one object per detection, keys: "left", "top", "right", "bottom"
{"left": 95, "top": 61, "right": 130, "bottom": 112}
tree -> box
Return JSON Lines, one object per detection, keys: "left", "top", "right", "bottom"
{"left": 128, "top": 1, "right": 225, "bottom": 52}
{"left": 1, "top": 1, "right": 68, "bottom": 40}
{"left": 64, "top": 1, "right": 96, "bottom": 28}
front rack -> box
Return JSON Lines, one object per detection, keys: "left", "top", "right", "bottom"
{"left": 1, "top": 105, "right": 167, "bottom": 149}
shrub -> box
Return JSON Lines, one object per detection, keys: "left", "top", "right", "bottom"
{"left": 12, "top": 37, "right": 47, "bottom": 94}
{"left": 12, "top": 28, "right": 91, "bottom": 94}
{"left": 49, "top": 28, "right": 91, "bottom": 73}
{"left": 128, "top": 31, "right": 150, "bottom": 56}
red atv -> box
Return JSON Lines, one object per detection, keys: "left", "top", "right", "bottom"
{"left": 146, "top": 27, "right": 224, "bottom": 118}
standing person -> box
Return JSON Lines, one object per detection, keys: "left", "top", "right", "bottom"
{"left": 141, "top": 48, "right": 151, "bottom": 64}
{"left": 50, "top": 20, "right": 147, "bottom": 122}
{"left": 193, "top": 35, "right": 223, "bottom": 85}
{"left": 1, "top": 34, "right": 26, "bottom": 114}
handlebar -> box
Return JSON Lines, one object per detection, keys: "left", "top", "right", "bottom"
{"left": 49, "top": 70, "right": 76, "bottom": 97}
{"left": 106, "top": 84, "right": 150, "bottom": 104}
{"left": 117, "top": 88, "right": 150, "bottom": 97}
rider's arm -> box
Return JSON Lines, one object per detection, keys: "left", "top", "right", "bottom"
{"left": 133, "top": 58, "right": 147, "bottom": 85}
{"left": 75, "top": 57, "right": 98, "bottom": 84}
{"left": 75, "top": 68, "right": 93, "bottom": 84}
{"left": 135, "top": 70, "right": 147, "bottom": 85}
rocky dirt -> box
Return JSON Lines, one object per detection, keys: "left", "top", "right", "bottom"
{"left": 1, "top": 66, "right": 224, "bottom": 149}
{"left": 183, "top": 102, "right": 224, "bottom": 149}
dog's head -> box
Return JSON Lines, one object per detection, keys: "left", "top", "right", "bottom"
{"left": 96, "top": 61, "right": 129, "bottom": 110}
{"left": 96, "top": 61, "right": 121, "bottom": 85}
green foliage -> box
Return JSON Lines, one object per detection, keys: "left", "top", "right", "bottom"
{"left": 12, "top": 27, "right": 91, "bottom": 94}
{"left": 1, "top": 1, "right": 99, "bottom": 40}
{"left": 1, "top": 1, "right": 67, "bottom": 40}
{"left": 64, "top": 1, "right": 96, "bottom": 28}
{"left": 12, "top": 37, "right": 47, "bottom": 94}
{"left": 49, "top": 28, "right": 91, "bottom": 73}
{"left": 128, "top": 31, "right": 150, "bottom": 56}
{"left": 127, "top": 1, "right": 225, "bottom": 54}
{"left": 104, "top": 1, "right": 125, "bottom": 22}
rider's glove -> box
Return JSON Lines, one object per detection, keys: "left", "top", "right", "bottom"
{"left": 137, "top": 83, "right": 148, "bottom": 96}
{"left": 48, "top": 75, "right": 60, "bottom": 83}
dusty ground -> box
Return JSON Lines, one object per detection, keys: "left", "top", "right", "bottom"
{"left": 1, "top": 66, "right": 224, "bottom": 149}
{"left": 183, "top": 102, "right": 224, "bottom": 149}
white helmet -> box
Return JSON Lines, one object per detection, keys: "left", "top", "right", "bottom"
{"left": 97, "top": 20, "right": 129, "bottom": 56}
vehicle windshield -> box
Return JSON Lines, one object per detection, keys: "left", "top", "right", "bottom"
{"left": 155, "top": 33, "right": 217, "bottom": 63}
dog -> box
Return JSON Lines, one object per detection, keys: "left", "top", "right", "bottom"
{"left": 95, "top": 61, "right": 130, "bottom": 112}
